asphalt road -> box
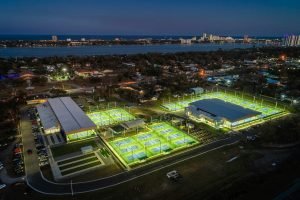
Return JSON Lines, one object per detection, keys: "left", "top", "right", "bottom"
{"left": 20, "top": 109, "right": 246, "bottom": 195}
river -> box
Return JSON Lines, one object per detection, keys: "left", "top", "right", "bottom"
{"left": 0, "top": 43, "right": 266, "bottom": 58}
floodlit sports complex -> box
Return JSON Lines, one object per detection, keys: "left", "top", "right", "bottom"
{"left": 87, "top": 108, "right": 198, "bottom": 167}
{"left": 33, "top": 90, "right": 289, "bottom": 179}
{"left": 107, "top": 122, "right": 198, "bottom": 166}
{"left": 26, "top": 89, "right": 292, "bottom": 186}
{"left": 87, "top": 108, "right": 135, "bottom": 127}
{"left": 161, "top": 91, "right": 288, "bottom": 130}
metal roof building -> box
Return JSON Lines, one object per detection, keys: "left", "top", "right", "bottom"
{"left": 186, "top": 98, "right": 261, "bottom": 128}
{"left": 121, "top": 119, "right": 145, "bottom": 130}
{"left": 36, "top": 102, "right": 60, "bottom": 134}
{"left": 36, "top": 97, "right": 96, "bottom": 139}
{"left": 47, "top": 97, "right": 96, "bottom": 134}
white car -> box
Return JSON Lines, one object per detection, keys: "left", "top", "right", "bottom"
{"left": 0, "top": 184, "right": 6, "bottom": 190}
{"left": 166, "top": 170, "right": 181, "bottom": 179}
{"left": 39, "top": 161, "right": 49, "bottom": 167}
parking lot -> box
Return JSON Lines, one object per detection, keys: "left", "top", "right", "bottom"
{"left": 28, "top": 108, "right": 49, "bottom": 168}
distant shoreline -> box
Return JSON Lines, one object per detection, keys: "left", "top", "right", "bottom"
{"left": 0, "top": 34, "right": 282, "bottom": 41}
{"left": 0, "top": 43, "right": 269, "bottom": 58}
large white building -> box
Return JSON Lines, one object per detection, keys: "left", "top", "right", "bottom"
{"left": 36, "top": 97, "right": 97, "bottom": 142}
{"left": 283, "top": 35, "right": 300, "bottom": 47}
{"left": 185, "top": 98, "right": 261, "bottom": 129}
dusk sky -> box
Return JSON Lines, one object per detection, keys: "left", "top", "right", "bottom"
{"left": 0, "top": 0, "right": 300, "bottom": 36}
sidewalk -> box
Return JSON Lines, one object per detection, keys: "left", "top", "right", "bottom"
{"left": 0, "top": 168, "right": 24, "bottom": 184}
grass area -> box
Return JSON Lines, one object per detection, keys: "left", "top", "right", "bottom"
{"left": 57, "top": 153, "right": 95, "bottom": 165}
{"left": 59, "top": 156, "right": 99, "bottom": 171}
{"left": 61, "top": 160, "right": 101, "bottom": 176}
{"left": 51, "top": 139, "right": 98, "bottom": 158}
{"left": 87, "top": 108, "right": 135, "bottom": 127}
{"left": 15, "top": 142, "right": 300, "bottom": 200}
{"left": 108, "top": 122, "right": 198, "bottom": 166}
{"left": 100, "top": 148, "right": 110, "bottom": 158}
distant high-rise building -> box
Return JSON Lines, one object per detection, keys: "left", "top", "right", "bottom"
{"left": 243, "top": 35, "right": 250, "bottom": 43}
{"left": 52, "top": 35, "right": 58, "bottom": 42}
{"left": 283, "top": 35, "right": 300, "bottom": 46}
{"left": 180, "top": 38, "right": 192, "bottom": 44}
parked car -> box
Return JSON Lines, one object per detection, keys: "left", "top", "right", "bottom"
{"left": 38, "top": 156, "right": 48, "bottom": 162}
{"left": 0, "top": 184, "right": 6, "bottom": 190}
{"left": 27, "top": 149, "right": 33, "bottom": 155}
{"left": 166, "top": 170, "right": 182, "bottom": 181}
{"left": 39, "top": 161, "right": 49, "bottom": 167}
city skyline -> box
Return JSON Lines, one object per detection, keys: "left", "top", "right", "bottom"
{"left": 0, "top": 0, "right": 300, "bottom": 36}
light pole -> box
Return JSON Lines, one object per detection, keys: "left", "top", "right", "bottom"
{"left": 159, "top": 140, "right": 162, "bottom": 153}
{"left": 131, "top": 148, "right": 134, "bottom": 161}
{"left": 70, "top": 180, "right": 74, "bottom": 196}
{"left": 144, "top": 143, "right": 147, "bottom": 156}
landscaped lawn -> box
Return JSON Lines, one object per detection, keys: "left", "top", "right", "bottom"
{"left": 61, "top": 161, "right": 101, "bottom": 176}
{"left": 57, "top": 153, "right": 95, "bottom": 165}
{"left": 59, "top": 157, "right": 99, "bottom": 171}
{"left": 51, "top": 139, "right": 98, "bottom": 158}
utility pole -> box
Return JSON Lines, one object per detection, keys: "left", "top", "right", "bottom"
{"left": 160, "top": 140, "right": 162, "bottom": 153}
{"left": 70, "top": 180, "right": 74, "bottom": 196}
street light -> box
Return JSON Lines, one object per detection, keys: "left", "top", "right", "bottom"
{"left": 159, "top": 140, "right": 162, "bottom": 153}
{"left": 131, "top": 147, "right": 134, "bottom": 161}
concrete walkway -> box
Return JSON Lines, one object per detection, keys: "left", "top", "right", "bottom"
{"left": 0, "top": 168, "right": 25, "bottom": 184}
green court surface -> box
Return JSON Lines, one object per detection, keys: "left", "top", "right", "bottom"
{"left": 161, "top": 93, "right": 218, "bottom": 111}
{"left": 108, "top": 122, "right": 198, "bottom": 166}
{"left": 161, "top": 92, "right": 284, "bottom": 117}
{"left": 161, "top": 92, "right": 288, "bottom": 130}
{"left": 87, "top": 108, "right": 135, "bottom": 127}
